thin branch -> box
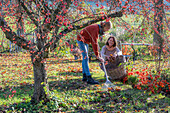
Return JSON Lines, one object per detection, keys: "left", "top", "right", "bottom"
{"left": 0, "top": 17, "right": 36, "bottom": 51}
{"left": 19, "top": 0, "right": 39, "bottom": 27}
{"left": 35, "top": 11, "right": 123, "bottom": 59}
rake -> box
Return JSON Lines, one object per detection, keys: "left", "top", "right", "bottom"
{"left": 102, "top": 60, "right": 115, "bottom": 89}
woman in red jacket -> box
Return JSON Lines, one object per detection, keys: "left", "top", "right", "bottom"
{"left": 77, "top": 21, "right": 112, "bottom": 84}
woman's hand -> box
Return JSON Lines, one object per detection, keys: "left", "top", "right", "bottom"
{"left": 106, "top": 56, "right": 110, "bottom": 60}
{"left": 97, "top": 57, "right": 104, "bottom": 62}
{"left": 113, "top": 54, "right": 117, "bottom": 58}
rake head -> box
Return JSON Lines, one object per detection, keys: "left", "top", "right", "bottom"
{"left": 102, "top": 79, "right": 115, "bottom": 89}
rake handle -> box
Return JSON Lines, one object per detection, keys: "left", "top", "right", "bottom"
{"left": 102, "top": 62, "right": 109, "bottom": 81}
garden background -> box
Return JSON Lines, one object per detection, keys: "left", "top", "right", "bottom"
{"left": 0, "top": 0, "right": 169, "bottom": 112}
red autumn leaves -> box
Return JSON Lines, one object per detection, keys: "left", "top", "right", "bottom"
{"left": 125, "top": 68, "right": 170, "bottom": 94}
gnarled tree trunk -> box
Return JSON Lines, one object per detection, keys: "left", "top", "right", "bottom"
{"left": 30, "top": 56, "right": 49, "bottom": 103}
{"left": 153, "top": 0, "right": 164, "bottom": 72}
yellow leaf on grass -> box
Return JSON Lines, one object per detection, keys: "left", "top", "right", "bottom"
{"left": 28, "top": 75, "right": 33, "bottom": 78}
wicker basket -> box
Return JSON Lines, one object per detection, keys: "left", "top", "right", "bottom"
{"left": 107, "top": 64, "right": 126, "bottom": 80}
{"left": 100, "top": 55, "right": 126, "bottom": 80}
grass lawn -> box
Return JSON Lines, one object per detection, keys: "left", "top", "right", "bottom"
{"left": 0, "top": 52, "right": 169, "bottom": 112}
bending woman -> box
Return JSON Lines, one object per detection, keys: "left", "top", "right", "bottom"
{"left": 77, "top": 21, "right": 112, "bottom": 84}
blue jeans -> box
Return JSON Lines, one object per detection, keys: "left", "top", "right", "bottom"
{"left": 77, "top": 40, "right": 91, "bottom": 76}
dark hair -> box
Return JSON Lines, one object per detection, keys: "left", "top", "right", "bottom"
{"left": 106, "top": 36, "right": 117, "bottom": 47}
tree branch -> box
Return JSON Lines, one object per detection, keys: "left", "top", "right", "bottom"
{"left": 19, "top": 0, "right": 39, "bottom": 27}
{"left": 0, "top": 17, "right": 36, "bottom": 51}
{"left": 34, "top": 11, "right": 123, "bottom": 59}
{"left": 72, "top": 11, "right": 123, "bottom": 30}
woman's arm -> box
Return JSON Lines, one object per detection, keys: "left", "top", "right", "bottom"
{"left": 116, "top": 47, "right": 120, "bottom": 52}
{"left": 116, "top": 47, "right": 124, "bottom": 56}
{"left": 101, "top": 46, "right": 108, "bottom": 60}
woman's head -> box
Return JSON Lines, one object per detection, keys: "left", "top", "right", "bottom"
{"left": 106, "top": 36, "right": 117, "bottom": 47}
{"left": 101, "top": 21, "right": 112, "bottom": 32}
{"left": 99, "top": 21, "right": 112, "bottom": 35}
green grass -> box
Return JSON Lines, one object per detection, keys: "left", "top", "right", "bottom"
{"left": 0, "top": 52, "right": 169, "bottom": 112}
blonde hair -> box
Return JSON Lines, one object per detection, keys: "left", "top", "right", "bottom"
{"left": 101, "top": 21, "right": 112, "bottom": 29}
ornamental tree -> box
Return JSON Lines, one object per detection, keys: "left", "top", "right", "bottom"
{"left": 0, "top": 0, "right": 169, "bottom": 103}
{"left": 0, "top": 0, "right": 123, "bottom": 103}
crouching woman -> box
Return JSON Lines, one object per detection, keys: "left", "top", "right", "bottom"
{"left": 100, "top": 36, "right": 126, "bottom": 80}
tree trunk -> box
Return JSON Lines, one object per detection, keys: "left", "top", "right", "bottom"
{"left": 153, "top": 0, "right": 163, "bottom": 56}
{"left": 153, "top": 0, "right": 164, "bottom": 72}
{"left": 31, "top": 56, "right": 49, "bottom": 104}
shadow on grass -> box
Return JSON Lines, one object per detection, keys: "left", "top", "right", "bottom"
{"left": 0, "top": 70, "right": 104, "bottom": 99}
{"left": 0, "top": 68, "right": 169, "bottom": 113}
{"left": 0, "top": 83, "right": 34, "bottom": 112}
{"left": 74, "top": 88, "right": 170, "bottom": 112}
{"left": 0, "top": 74, "right": 104, "bottom": 102}
{"left": 0, "top": 75, "right": 106, "bottom": 112}
{"left": 0, "top": 84, "right": 33, "bottom": 99}
{"left": 0, "top": 80, "right": 169, "bottom": 112}
{"left": 48, "top": 74, "right": 105, "bottom": 92}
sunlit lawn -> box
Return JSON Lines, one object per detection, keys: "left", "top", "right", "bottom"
{"left": 0, "top": 52, "right": 169, "bottom": 112}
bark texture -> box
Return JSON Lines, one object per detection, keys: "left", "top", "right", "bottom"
{"left": 31, "top": 57, "right": 49, "bottom": 103}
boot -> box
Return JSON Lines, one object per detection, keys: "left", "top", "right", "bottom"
{"left": 82, "top": 73, "right": 87, "bottom": 82}
{"left": 87, "top": 76, "right": 99, "bottom": 84}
